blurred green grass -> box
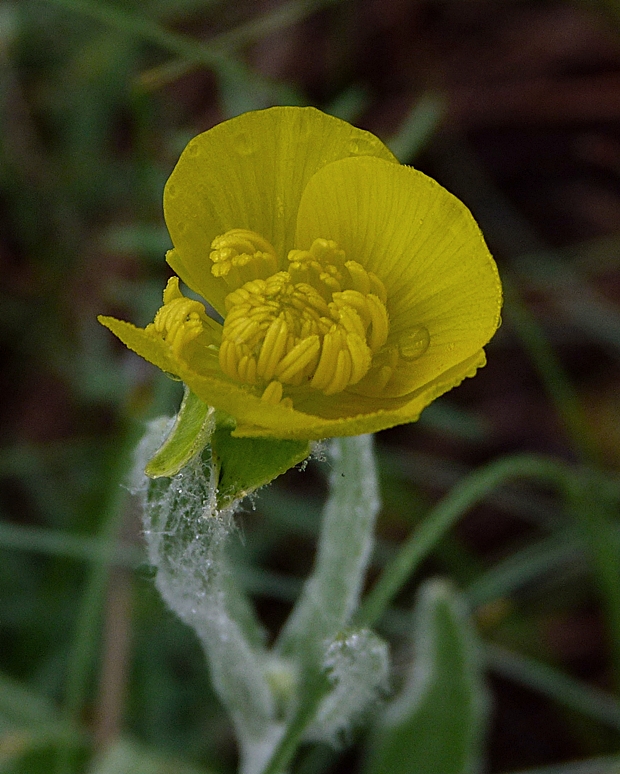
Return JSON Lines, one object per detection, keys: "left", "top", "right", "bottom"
{"left": 2, "top": 0, "right": 620, "bottom": 772}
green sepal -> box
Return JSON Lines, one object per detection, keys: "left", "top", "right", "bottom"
{"left": 145, "top": 389, "right": 311, "bottom": 502}
{"left": 145, "top": 387, "right": 214, "bottom": 478}
{"left": 211, "top": 423, "right": 311, "bottom": 507}
{"left": 364, "top": 579, "right": 488, "bottom": 774}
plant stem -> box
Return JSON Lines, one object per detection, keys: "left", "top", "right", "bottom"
{"left": 263, "top": 435, "right": 382, "bottom": 774}
{"left": 277, "top": 435, "right": 380, "bottom": 668}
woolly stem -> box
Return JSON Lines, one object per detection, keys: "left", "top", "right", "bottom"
{"left": 276, "top": 434, "right": 381, "bottom": 668}
{"left": 262, "top": 434, "right": 382, "bottom": 774}
{"left": 136, "top": 421, "right": 281, "bottom": 774}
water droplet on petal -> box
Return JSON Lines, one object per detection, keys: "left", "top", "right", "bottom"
{"left": 187, "top": 142, "right": 200, "bottom": 156}
{"left": 398, "top": 325, "right": 430, "bottom": 361}
{"left": 348, "top": 136, "right": 374, "bottom": 156}
{"left": 233, "top": 131, "right": 255, "bottom": 156}
{"left": 167, "top": 183, "right": 177, "bottom": 197}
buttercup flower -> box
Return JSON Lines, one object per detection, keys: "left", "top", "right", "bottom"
{"left": 100, "top": 107, "right": 501, "bottom": 440}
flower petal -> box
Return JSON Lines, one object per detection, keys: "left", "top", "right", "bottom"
{"left": 295, "top": 156, "right": 502, "bottom": 395}
{"left": 233, "top": 351, "right": 487, "bottom": 439}
{"left": 98, "top": 316, "right": 178, "bottom": 375}
{"left": 97, "top": 315, "right": 221, "bottom": 380}
{"left": 99, "top": 314, "right": 321, "bottom": 436}
{"left": 164, "top": 107, "right": 397, "bottom": 315}
{"left": 99, "top": 316, "right": 486, "bottom": 440}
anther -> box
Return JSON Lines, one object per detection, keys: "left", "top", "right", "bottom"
{"left": 275, "top": 335, "right": 321, "bottom": 382}
{"left": 256, "top": 317, "right": 289, "bottom": 381}
{"left": 210, "top": 229, "right": 278, "bottom": 289}
{"left": 218, "top": 234, "right": 394, "bottom": 399}
{"left": 326, "top": 348, "right": 352, "bottom": 395}
{"left": 261, "top": 380, "right": 283, "bottom": 404}
{"left": 365, "top": 295, "right": 389, "bottom": 352}
{"left": 345, "top": 261, "right": 370, "bottom": 295}
{"left": 152, "top": 277, "right": 213, "bottom": 359}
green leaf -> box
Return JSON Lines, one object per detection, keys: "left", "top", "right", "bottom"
{"left": 364, "top": 579, "right": 488, "bottom": 774}
{"left": 145, "top": 388, "right": 214, "bottom": 478}
{"left": 143, "top": 390, "right": 310, "bottom": 506}
{"left": 211, "top": 424, "right": 310, "bottom": 507}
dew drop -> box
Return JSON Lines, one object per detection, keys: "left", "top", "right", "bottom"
{"left": 187, "top": 142, "right": 200, "bottom": 157}
{"left": 348, "top": 136, "right": 374, "bottom": 156}
{"left": 398, "top": 325, "right": 430, "bottom": 361}
{"left": 233, "top": 131, "right": 256, "bottom": 156}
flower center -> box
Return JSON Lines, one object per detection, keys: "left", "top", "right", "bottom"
{"left": 213, "top": 231, "right": 389, "bottom": 401}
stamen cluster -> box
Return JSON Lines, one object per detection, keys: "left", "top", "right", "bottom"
{"left": 215, "top": 233, "right": 389, "bottom": 402}
{"left": 151, "top": 278, "right": 213, "bottom": 358}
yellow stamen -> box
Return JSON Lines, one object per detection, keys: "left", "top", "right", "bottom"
{"left": 287, "top": 239, "right": 346, "bottom": 298}
{"left": 257, "top": 317, "right": 289, "bottom": 381}
{"left": 261, "top": 380, "right": 283, "bottom": 404}
{"left": 211, "top": 232, "right": 404, "bottom": 399}
{"left": 333, "top": 304, "right": 366, "bottom": 340}
{"left": 237, "top": 354, "right": 257, "bottom": 384}
{"left": 151, "top": 277, "right": 213, "bottom": 359}
{"left": 366, "top": 295, "right": 390, "bottom": 352}
{"left": 210, "top": 229, "right": 278, "bottom": 289}
{"left": 310, "top": 329, "right": 341, "bottom": 391}
{"left": 368, "top": 271, "right": 388, "bottom": 304}
{"left": 345, "top": 261, "right": 370, "bottom": 295}
{"left": 347, "top": 333, "right": 373, "bottom": 383}
{"left": 275, "top": 335, "right": 321, "bottom": 382}
{"left": 326, "top": 348, "right": 352, "bottom": 395}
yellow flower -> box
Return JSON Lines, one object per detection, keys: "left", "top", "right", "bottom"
{"left": 99, "top": 107, "right": 501, "bottom": 440}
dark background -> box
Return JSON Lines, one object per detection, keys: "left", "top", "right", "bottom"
{"left": 1, "top": 0, "right": 620, "bottom": 772}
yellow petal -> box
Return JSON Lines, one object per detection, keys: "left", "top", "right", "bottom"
{"left": 164, "top": 107, "right": 397, "bottom": 315}
{"left": 98, "top": 316, "right": 179, "bottom": 375}
{"left": 98, "top": 315, "right": 221, "bottom": 379}
{"left": 99, "top": 315, "right": 322, "bottom": 437}
{"left": 295, "top": 155, "right": 502, "bottom": 395}
{"left": 233, "top": 351, "right": 487, "bottom": 439}
{"left": 99, "top": 317, "right": 486, "bottom": 440}
{"left": 101, "top": 111, "right": 503, "bottom": 442}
